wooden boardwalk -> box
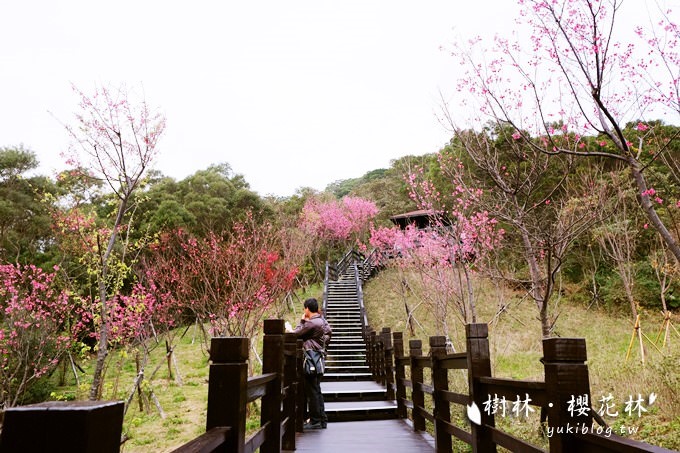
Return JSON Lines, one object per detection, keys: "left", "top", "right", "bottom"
{"left": 283, "top": 419, "right": 435, "bottom": 453}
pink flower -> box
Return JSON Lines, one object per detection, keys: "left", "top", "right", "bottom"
{"left": 512, "top": 131, "right": 522, "bottom": 140}
{"left": 636, "top": 122, "right": 649, "bottom": 132}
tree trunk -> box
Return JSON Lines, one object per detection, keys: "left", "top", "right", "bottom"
{"left": 519, "top": 229, "right": 551, "bottom": 338}
{"left": 165, "top": 340, "right": 174, "bottom": 381}
{"left": 89, "top": 277, "right": 109, "bottom": 400}
{"left": 88, "top": 198, "right": 128, "bottom": 400}
{"left": 462, "top": 265, "right": 477, "bottom": 323}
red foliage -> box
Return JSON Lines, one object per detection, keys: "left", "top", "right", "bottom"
{"left": 143, "top": 214, "right": 298, "bottom": 338}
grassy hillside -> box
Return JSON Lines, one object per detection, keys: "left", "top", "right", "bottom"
{"left": 38, "top": 273, "right": 678, "bottom": 451}
{"left": 363, "top": 267, "right": 680, "bottom": 451}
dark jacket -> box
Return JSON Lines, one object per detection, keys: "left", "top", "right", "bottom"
{"left": 294, "top": 314, "right": 332, "bottom": 351}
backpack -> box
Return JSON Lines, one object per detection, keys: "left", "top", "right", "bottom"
{"left": 303, "top": 349, "right": 325, "bottom": 376}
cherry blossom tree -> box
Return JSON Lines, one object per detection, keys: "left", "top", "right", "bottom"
{"left": 300, "top": 195, "right": 379, "bottom": 273}
{"left": 62, "top": 84, "right": 166, "bottom": 399}
{"left": 300, "top": 196, "right": 378, "bottom": 244}
{"left": 142, "top": 213, "right": 298, "bottom": 344}
{"left": 448, "top": 0, "right": 680, "bottom": 263}
{"left": 370, "top": 167, "right": 504, "bottom": 340}
{"left": 0, "top": 264, "right": 80, "bottom": 408}
{"left": 592, "top": 173, "right": 647, "bottom": 359}
{"left": 432, "top": 127, "right": 605, "bottom": 337}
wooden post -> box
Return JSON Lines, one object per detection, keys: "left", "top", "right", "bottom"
{"left": 393, "top": 332, "right": 408, "bottom": 418}
{"left": 382, "top": 327, "right": 395, "bottom": 400}
{"left": 295, "top": 338, "right": 305, "bottom": 432}
{"left": 410, "top": 339, "right": 426, "bottom": 431}
{"left": 368, "top": 329, "right": 377, "bottom": 379}
{"left": 376, "top": 331, "right": 386, "bottom": 386}
{"left": 282, "top": 332, "right": 298, "bottom": 450}
{"left": 364, "top": 326, "right": 372, "bottom": 376}
{"left": 0, "top": 401, "right": 124, "bottom": 453}
{"left": 207, "top": 337, "right": 249, "bottom": 453}
{"left": 543, "top": 338, "right": 592, "bottom": 453}
{"left": 260, "top": 320, "right": 284, "bottom": 453}
{"left": 466, "top": 323, "right": 496, "bottom": 453}
{"left": 431, "top": 336, "right": 452, "bottom": 453}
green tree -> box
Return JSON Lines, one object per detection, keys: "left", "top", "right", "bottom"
{"left": 130, "top": 163, "right": 266, "bottom": 239}
{"left": 0, "top": 146, "right": 57, "bottom": 265}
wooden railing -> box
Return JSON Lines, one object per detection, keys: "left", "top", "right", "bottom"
{"left": 173, "top": 319, "right": 303, "bottom": 453}
{"left": 0, "top": 319, "right": 304, "bottom": 453}
{"left": 354, "top": 263, "right": 369, "bottom": 337}
{"left": 327, "top": 249, "right": 366, "bottom": 282}
{"left": 363, "top": 323, "right": 675, "bottom": 453}
{"left": 360, "top": 248, "right": 383, "bottom": 281}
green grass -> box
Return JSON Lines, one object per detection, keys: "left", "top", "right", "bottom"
{"left": 33, "top": 275, "right": 679, "bottom": 451}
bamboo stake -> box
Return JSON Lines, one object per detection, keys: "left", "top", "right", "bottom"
{"left": 638, "top": 315, "right": 646, "bottom": 364}
{"left": 68, "top": 352, "right": 80, "bottom": 387}
{"left": 626, "top": 314, "right": 643, "bottom": 363}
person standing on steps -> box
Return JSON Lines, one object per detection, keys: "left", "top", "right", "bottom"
{"left": 293, "top": 297, "right": 332, "bottom": 429}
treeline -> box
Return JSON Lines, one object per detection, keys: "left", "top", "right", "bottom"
{"left": 0, "top": 122, "right": 678, "bottom": 407}
{"left": 0, "top": 132, "right": 383, "bottom": 409}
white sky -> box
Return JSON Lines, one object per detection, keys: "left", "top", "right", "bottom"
{"left": 0, "top": 1, "right": 656, "bottom": 197}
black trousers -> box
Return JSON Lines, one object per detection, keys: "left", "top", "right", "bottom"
{"left": 304, "top": 373, "right": 327, "bottom": 425}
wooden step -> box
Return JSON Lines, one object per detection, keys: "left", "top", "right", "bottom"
{"left": 324, "top": 400, "right": 398, "bottom": 422}
{"left": 321, "top": 381, "right": 388, "bottom": 402}
{"left": 328, "top": 343, "right": 366, "bottom": 350}
{"left": 326, "top": 364, "right": 369, "bottom": 370}
{"left": 323, "top": 372, "right": 373, "bottom": 381}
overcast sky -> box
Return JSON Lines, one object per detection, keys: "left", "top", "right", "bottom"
{"left": 0, "top": 1, "right": 660, "bottom": 197}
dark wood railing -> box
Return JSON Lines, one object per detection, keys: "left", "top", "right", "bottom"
{"left": 327, "top": 249, "right": 366, "bottom": 282}
{"left": 0, "top": 319, "right": 304, "bottom": 453}
{"left": 173, "top": 319, "right": 303, "bottom": 453}
{"left": 364, "top": 323, "right": 675, "bottom": 453}
{"left": 354, "top": 263, "right": 369, "bottom": 337}
{"left": 360, "top": 248, "right": 383, "bottom": 281}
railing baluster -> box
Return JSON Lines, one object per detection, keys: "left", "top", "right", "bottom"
{"left": 543, "top": 337, "right": 591, "bottom": 453}
{"left": 382, "top": 327, "right": 395, "bottom": 401}
{"left": 393, "top": 332, "right": 408, "bottom": 418}
{"left": 295, "top": 338, "right": 305, "bottom": 433}
{"left": 410, "top": 339, "right": 426, "bottom": 432}
{"left": 282, "top": 332, "right": 299, "bottom": 451}
{"left": 466, "top": 323, "right": 497, "bottom": 453}
{"left": 431, "top": 336, "right": 452, "bottom": 453}
{"left": 260, "top": 320, "right": 284, "bottom": 453}
{"left": 207, "top": 337, "right": 249, "bottom": 453}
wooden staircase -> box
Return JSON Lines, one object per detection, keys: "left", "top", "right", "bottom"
{"left": 322, "top": 256, "right": 397, "bottom": 422}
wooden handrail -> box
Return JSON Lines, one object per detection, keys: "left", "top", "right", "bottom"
{"left": 246, "top": 372, "right": 277, "bottom": 402}
{"left": 374, "top": 322, "right": 673, "bottom": 453}
{"left": 173, "top": 319, "right": 302, "bottom": 453}
{"left": 477, "top": 376, "right": 547, "bottom": 407}
{"left": 354, "top": 263, "right": 368, "bottom": 336}
{"left": 0, "top": 321, "right": 303, "bottom": 453}
{"left": 170, "top": 427, "right": 231, "bottom": 453}
{"left": 322, "top": 261, "right": 329, "bottom": 315}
